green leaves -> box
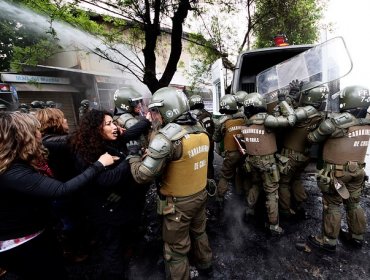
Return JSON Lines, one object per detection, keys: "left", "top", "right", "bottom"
{"left": 253, "top": 0, "right": 325, "bottom": 48}
{"left": 11, "top": 39, "right": 61, "bottom": 71}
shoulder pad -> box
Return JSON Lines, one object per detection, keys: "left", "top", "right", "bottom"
{"left": 295, "top": 106, "right": 320, "bottom": 121}
{"left": 192, "top": 122, "right": 207, "bottom": 133}
{"left": 219, "top": 115, "right": 231, "bottom": 124}
{"left": 302, "top": 106, "right": 319, "bottom": 117}
{"left": 172, "top": 124, "right": 206, "bottom": 141}
{"left": 232, "top": 112, "right": 245, "bottom": 119}
{"left": 191, "top": 109, "right": 202, "bottom": 118}
{"left": 247, "top": 113, "right": 266, "bottom": 125}
{"left": 332, "top": 112, "right": 355, "bottom": 128}
{"left": 159, "top": 123, "right": 183, "bottom": 140}
{"left": 319, "top": 118, "right": 336, "bottom": 134}
{"left": 148, "top": 133, "right": 172, "bottom": 159}
{"left": 116, "top": 113, "right": 138, "bottom": 129}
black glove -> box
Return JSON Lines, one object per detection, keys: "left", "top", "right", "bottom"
{"left": 289, "top": 79, "right": 303, "bottom": 101}
{"left": 126, "top": 140, "right": 142, "bottom": 156}
{"left": 277, "top": 90, "right": 286, "bottom": 102}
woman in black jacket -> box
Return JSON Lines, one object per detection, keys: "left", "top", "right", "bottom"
{"left": 35, "top": 107, "right": 74, "bottom": 181}
{"left": 70, "top": 109, "right": 139, "bottom": 280}
{"left": 0, "top": 111, "right": 116, "bottom": 280}
{"left": 35, "top": 108, "right": 87, "bottom": 261}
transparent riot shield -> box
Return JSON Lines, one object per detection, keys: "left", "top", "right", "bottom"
{"left": 256, "top": 37, "right": 353, "bottom": 112}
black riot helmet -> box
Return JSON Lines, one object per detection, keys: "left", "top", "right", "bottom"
{"left": 243, "top": 92, "right": 267, "bottom": 118}
{"left": 18, "top": 103, "right": 30, "bottom": 113}
{"left": 80, "top": 99, "right": 90, "bottom": 109}
{"left": 189, "top": 94, "right": 204, "bottom": 110}
{"left": 45, "top": 100, "right": 56, "bottom": 108}
{"left": 30, "top": 100, "right": 43, "bottom": 109}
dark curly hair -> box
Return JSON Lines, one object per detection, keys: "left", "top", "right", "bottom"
{"left": 70, "top": 109, "right": 113, "bottom": 164}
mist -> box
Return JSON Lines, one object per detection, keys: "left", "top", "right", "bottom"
{"left": 0, "top": 0, "right": 152, "bottom": 96}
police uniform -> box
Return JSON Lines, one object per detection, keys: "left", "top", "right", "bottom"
{"left": 241, "top": 94, "right": 296, "bottom": 234}
{"left": 191, "top": 108, "right": 215, "bottom": 179}
{"left": 277, "top": 106, "right": 324, "bottom": 216}
{"left": 308, "top": 112, "right": 370, "bottom": 248}
{"left": 129, "top": 121, "right": 213, "bottom": 279}
{"left": 242, "top": 113, "right": 281, "bottom": 231}
{"left": 213, "top": 112, "right": 245, "bottom": 198}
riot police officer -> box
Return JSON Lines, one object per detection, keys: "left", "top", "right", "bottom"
{"left": 277, "top": 82, "right": 328, "bottom": 219}
{"left": 18, "top": 103, "right": 30, "bottom": 113}
{"left": 189, "top": 94, "right": 215, "bottom": 179}
{"left": 78, "top": 99, "right": 90, "bottom": 121}
{"left": 307, "top": 85, "right": 370, "bottom": 252}
{"left": 126, "top": 87, "right": 213, "bottom": 279}
{"left": 113, "top": 86, "right": 146, "bottom": 127}
{"left": 45, "top": 100, "right": 56, "bottom": 108}
{"left": 242, "top": 92, "right": 296, "bottom": 235}
{"left": 235, "top": 90, "right": 248, "bottom": 111}
{"left": 30, "top": 100, "right": 44, "bottom": 112}
{"left": 213, "top": 94, "right": 246, "bottom": 202}
{"left": 113, "top": 86, "right": 152, "bottom": 150}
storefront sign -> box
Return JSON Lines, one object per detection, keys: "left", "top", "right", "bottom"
{"left": 1, "top": 74, "right": 70, "bottom": 85}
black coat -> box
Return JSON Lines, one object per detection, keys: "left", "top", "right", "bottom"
{"left": 0, "top": 160, "right": 104, "bottom": 240}
{"left": 42, "top": 134, "right": 77, "bottom": 181}
{"left": 74, "top": 142, "right": 142, "bottom": 226}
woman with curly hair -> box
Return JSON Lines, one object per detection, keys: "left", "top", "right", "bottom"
{"left": 0, "top": 111, "right": 116, "bottom": 280}
{"left": 70, "top": 109, "right": 138, "bottom": 280}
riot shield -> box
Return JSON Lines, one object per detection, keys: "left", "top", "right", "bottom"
{"left": 256, "top": 37, "right": 353, "bottom": 111}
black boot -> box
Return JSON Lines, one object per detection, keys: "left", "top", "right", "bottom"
{"left": 307, "top": 235, "right": 336, "bottom": 253}
{"left": 339, "top": 229, "right": 363, "bottom": 249}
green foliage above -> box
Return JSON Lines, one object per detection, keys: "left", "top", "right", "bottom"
{"left": 253, "top": 0, "right": 325, "bottom": 48}
{"left": 11, "top": 39, "right": 62, "bottom": 72}
{"left": 1, "top": 0, "right": 326, "bottom": 92}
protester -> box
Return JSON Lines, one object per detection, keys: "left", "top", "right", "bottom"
{"left": 0, "top": 111, "right": 116, "bottom": 280}
{"left": 35, "top": 108, "right": 88, "bottom": 262}
{"left": 69, "top": 109, "right": 139, "bottom": 279}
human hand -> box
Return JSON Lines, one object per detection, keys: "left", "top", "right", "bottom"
{"left": 98, "top": 152, "right": 119, "bottom": 167}
{"left": 117, "top": 126, "right": 126, "bottom": 135}
{"left": 146, "top": 111, "right": 152, "bottom": 122}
